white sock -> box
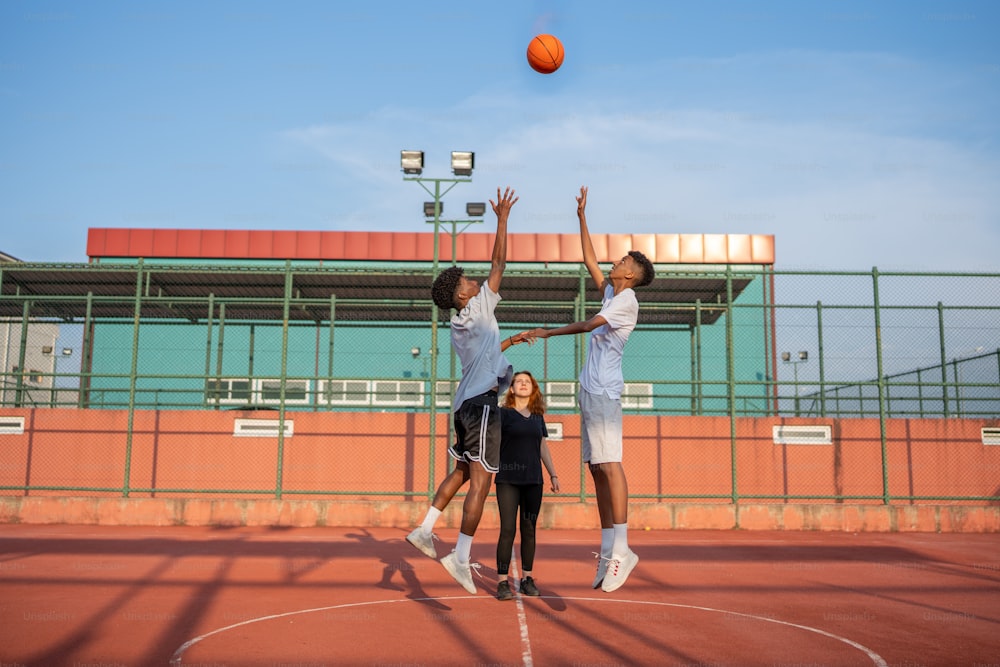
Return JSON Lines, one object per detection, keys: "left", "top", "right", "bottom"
{"left": 455, "top": 532, "right": 473, "bottom": 564}
{"left": 522, "top": 570, "right": 532, "bottom": 579}
{"left": 600, "top": 527, "right": 614, "bottom": 559}
{"left": 612, "top": 523, "right": 629, "bottom": 560}
{"left": 419, "top": 506, "right": 442, "bottom": 534}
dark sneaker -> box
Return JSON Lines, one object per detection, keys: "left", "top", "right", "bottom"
{"left": 519, "top": 576, "right": 540, "bottom": 596}
{"left": 496, "top": 580, "right": 513, "bottom": 601}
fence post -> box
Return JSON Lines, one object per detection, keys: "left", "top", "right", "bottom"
{"left": 275, "top": 263, "right": 293, "bottom": 500}
{"left": 695, "top": 298, "right": 703, "bottom": 415}
{"left": 79, "top": 292, "right": 94, "bottom": 408}
{"left": 951, "top": 359, "right": 962, "bottom": 416}
{"left": 123, "top": 260, "right": 145, "bottom": 498}
{"left": 726, "top": 267, "right": 738, "bottom": 504}
{"left": 575, "top": 273, "right": 588, "bottom": 504}
{"left": 214, "top": 302, "right": 226, "bottom": 408}
{"left": 326, "top": 294, "right": 336, "bottom": 411}
{"left": 429, "top": 301, "right": 439, "bottom": 500}
{"left": 816, "top": 301, "right": 826, "bottom": 417}
{"left": 937, "top": 302, "right": 950, "bottom": 417}
{"left": 14, "top": 300, "right": 30, "bottom": 407}
{"left": 871, "top": 267, "right": 890, "bottom": 504}
{"left": 204, "top": 294, "right": 216, "bottom": 408}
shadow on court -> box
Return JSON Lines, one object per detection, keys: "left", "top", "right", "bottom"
{"left": 0, "top": 524, "right": 997, "bottom": 666}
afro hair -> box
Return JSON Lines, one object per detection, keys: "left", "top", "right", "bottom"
{"left": 628, "top": 250, "right": 655, "bottom": 287}
{"left": 431, "top": 265, "right": 464, "bottom": 311}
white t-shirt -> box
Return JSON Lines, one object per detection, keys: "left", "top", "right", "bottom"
{"left": 450, "top": 281, "right": 513, "bottom": 411}
{"left": 579, "top": 284, "right": 638, "bottom": 399}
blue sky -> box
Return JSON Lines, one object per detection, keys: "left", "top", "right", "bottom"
{"left": 1, "top": 0, "right": 998, "bottom": 270}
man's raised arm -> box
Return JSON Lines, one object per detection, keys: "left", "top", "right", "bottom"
{"left": 577, "top": 186, "right": 606, "bottom": 292}
{"left": 486, "top": 186, "right": 518, "bottom": 294}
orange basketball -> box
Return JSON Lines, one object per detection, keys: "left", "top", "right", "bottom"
{"left": 526, "top": 34, "right": 564, "bottom": 74}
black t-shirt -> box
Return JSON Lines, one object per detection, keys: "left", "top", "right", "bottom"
{"left": 495, "top": 407, "right": 548, "bottom": 485}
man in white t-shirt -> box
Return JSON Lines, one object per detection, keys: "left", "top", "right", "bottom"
{"left": 522, "top": 186, "right": 654, "bottom": 593}
{"left": 407, "top": 187, "right": 527, "bottom": 595}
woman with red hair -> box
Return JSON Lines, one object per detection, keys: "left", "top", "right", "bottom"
{"left": 493, "top": 369, "right": 560, "bottom": 600}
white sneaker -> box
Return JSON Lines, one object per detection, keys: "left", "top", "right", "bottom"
{"left": 601, "top": 549, "right": 639, "bottom": 593}
{"left": 441, "top": 552, "right": 477, "bottom": 594}
{"left": 406, "top": 528, "right": 437, "bottom": 559}
{"left": 592, "top": 552, "right": 610, "bottom": 589}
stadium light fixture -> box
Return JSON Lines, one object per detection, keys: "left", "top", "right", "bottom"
{"left": 400, "top": 150, "right": 424, "bottom": 175}
{"left": 450, "top": 151, "right": 474, "bottom": 176}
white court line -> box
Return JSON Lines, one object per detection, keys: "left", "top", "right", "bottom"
{"left": 171, "top": 595, "right": 888, "bottom": 667}
{"left": 509, "top": 549, "right": 534, "bottom": 667}
{"left": 564, "top": 597, "right": 889, "bottom": 667}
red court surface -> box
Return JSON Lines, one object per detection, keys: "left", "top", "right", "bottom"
{"left": 1, "top": 524, "right": 998, "bottom": 666}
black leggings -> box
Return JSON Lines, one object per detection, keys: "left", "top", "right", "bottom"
{"left": 496, "top": 482, "right": 544, "bottom": 575}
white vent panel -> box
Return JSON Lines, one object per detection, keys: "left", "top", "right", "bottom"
{"left": 773, "top": 424, "right": 832, "bottom": 445}
{"left": 233, "top": 419, "right": 293, "bottom": 438}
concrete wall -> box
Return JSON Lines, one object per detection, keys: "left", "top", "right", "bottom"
{"left": 1, "top": 408, "right": 998, "bottom": 531}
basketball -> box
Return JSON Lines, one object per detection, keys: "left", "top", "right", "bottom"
{"left": 526, "top": 34, "right": 564, "bottom": 74}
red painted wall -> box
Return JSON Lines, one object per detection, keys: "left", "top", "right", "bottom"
{"left": 1, "top": 409, "right": 997, "bottom": 504}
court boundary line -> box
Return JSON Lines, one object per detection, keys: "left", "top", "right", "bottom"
{"left": 170, "top": 595, "right": 888, "bottom": 666}
{"left": 509, "top": 549, "right": 534, "bottom": 667}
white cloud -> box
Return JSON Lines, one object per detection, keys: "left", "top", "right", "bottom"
{"left": 280, "top": 49, "right": 1000, "bottom": 271}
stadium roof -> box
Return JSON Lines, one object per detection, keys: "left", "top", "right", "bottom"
{"left": 86, "top": 228, "right": 774, "bottom": 265}
{"left": 0, "top": 229, "right": 773, "bottom": 327}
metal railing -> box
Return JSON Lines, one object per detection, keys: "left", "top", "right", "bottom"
{"left": 1, "top": 262, "right": 998, "bottom": 504}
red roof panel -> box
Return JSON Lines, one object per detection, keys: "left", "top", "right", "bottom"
{"left": 86, "top": 228, "right": 774, "bottom": 265}
{"left": 224, "top": 230, "right": 250, "bottom": 259}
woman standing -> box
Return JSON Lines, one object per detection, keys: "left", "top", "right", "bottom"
{"left": 494, "top": 369, "right": 560, "bottom": 600}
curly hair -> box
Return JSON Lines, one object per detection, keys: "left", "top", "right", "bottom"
{"left": 431, "top": 265, "right": 464, "bottom": 311}
{"left": 628, "top": 250, "right": 655, "bottom": 287}
{"left": 503, "top": 370, "right": 546, "bottom": 416}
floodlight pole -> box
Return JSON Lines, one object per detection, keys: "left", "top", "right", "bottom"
{"left": 435, "top": 216, "right": 485, "bottom": 267}
{"left": 403, "top": 176, "right": 470, "bottom": 274}
{"left": 402, "top": 164, "right": 475, "bottom": 497}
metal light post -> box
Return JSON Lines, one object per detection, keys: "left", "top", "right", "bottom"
{"left": 45, "top": 346, "right": 74, "bottom": 407}
{"left": 401, "top": 150, "right": 480, "bottom": 495}
{"left": 435, "top": 202, "right": 487, "bottom": 266}
{"left": 782, "top": 350, "right": 809, "bottom": 416}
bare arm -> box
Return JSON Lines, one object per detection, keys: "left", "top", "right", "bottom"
{"left": 540, "top": 439, "right": 560, "bottom": 493}
{"left": 499, "top": 331, "right": 532, "bottom": 351}
{"left": 486, "top": 186, "right": 519, "bottom": 294}
{"left": 577, "top": 186, "right": 607, "bottom": 292}
{"left": 521, "top": 313, "right": 608, "bottom": 341}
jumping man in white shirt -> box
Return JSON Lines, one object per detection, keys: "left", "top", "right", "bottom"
{"left": 407, "top": 186, "right": 524, "bottom": 595}
{"left": 521, "top": 185, "right": 654, "bottom": 593}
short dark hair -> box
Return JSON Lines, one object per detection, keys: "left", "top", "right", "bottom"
{"left": 431, "top": 265, "right": 464, "bottom": 310}
{"left": 628, "top": 250, "right": 655, "bottom": 287}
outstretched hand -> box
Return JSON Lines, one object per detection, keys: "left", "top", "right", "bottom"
{"left": 490, "top": 186, "right": 519, "bottom": 217}
{"left": 576, "top": 185, "right": 588, "bottom": 215}
{"left": 508, "top": 331, "right": 535, "bottom": 346}
{"left": 518, "top": 328, "right": 549, "bottom": 344}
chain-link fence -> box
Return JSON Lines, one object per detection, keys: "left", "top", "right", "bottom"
{"left": 1, "top": 262, "right": 998, "bottom": 503}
